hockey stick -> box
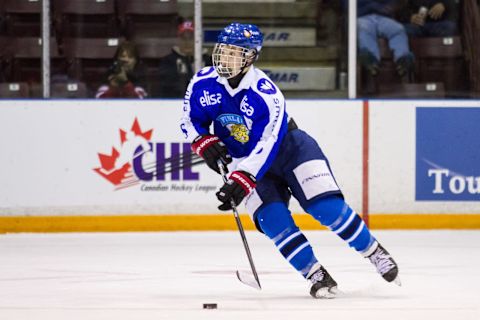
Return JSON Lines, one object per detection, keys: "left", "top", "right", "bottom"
{"left": 217, "top": 160, "right": 262, "bottom": 290}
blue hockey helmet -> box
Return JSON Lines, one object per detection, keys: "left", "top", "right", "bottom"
{"left": 213, "top": 23, "right": 264, "bottom": 78}
{"left": 217, "top": 22, "right": 263, "bottom": 53}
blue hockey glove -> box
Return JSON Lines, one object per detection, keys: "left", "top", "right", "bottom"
{"left": 191, "top": 134, "right": 232, "bottom": 174}
{"left": 216, "top": 171, "right": 256, "bottom": 211}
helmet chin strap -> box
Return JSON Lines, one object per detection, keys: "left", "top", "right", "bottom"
{"left": 223, "top": 60, "right": 251, "bottom": 80}
{"left": 240, "top": 64, "right": 252, "bottom": 75}
{"left": 226, "top": 51, "right": 257, "bottom": 87}
{"left": 238, "top": 51, "right": 256, "bottom": 76}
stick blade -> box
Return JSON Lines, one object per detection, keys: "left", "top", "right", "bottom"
{"left": 236, "top": 270, "right": 261, "bottom": 290}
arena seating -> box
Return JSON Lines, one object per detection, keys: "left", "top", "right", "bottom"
{"left": 1, "top": 0, "right": 333, "bottom": 97}
{"left": 135, "top": 37, "right": 175, "bottom": 61}
{"left": 117, "top": 0, "right": 178, "bottom": 39}
{"left": 30, "top": 81, "right": 88, "bottom": 98}
{"left": 63, "top": 37, "right": 121, "bottom": 94}
{"left": 410, "top": 36, "right": 468, "bottom": 97}
{"left": 0, "top": 82, "right": 30, "bottom": 98}
{"left": 377, "top": 82, "right": 446, "bottom": 98}
{"left": 461, "top": 0, "right": 480, "bottom": 97}
{"left": 2, "top": 37, "right": 65, "bottom": 83}
{"left": 2, "top": 0, "right": 42, "bottom": 36}
{"left": 191, "top": 0, "right": 332, "bottom": 97}
{"left": 53, "top": 0, "right": 119, "bottom": 38}
{"left": 135, "top": 37, "right": 176, "bottom": 95}
{"left": 358, "top": 38, "right": 407, "bottom": 97}
{"left": 52, "top": 81, "right": 87, "bottom": 98}
{"left": 357, "top": 36, "right": 468, "bottom": 98}
{"left": 0, "top": 0, "right": 473, "bottom": 98}
{"left": 0, "top": 36, "right": 8, "bottom": 80}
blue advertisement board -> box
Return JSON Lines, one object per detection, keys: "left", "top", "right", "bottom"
{"left": 416, "top": 107, "right": 480, "bottom": 201}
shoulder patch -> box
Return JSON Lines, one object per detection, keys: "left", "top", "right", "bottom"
{"left": 196, "top": 66, "right": 215, "bottom": 77}
{"left": 257, "top": 78, "right": 277, "bottom": 94}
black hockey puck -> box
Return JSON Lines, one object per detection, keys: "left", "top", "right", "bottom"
{"left": 203, "top": 303, "right": 217, "bottom": 309}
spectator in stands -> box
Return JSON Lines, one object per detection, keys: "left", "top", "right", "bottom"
{"left": 96, "top": 41, "right": 147, "bottom": 99}
{"left": 0, "top": 65, "right": 5, "bottom": 83}
{"left": 400, "top": 0, "right": 459, "bottom": 37}
{"left": 156, "top": 20, "right": 211, "bottom": 98}
{"left": 357, "top": 0, "right": 415, "bottom": 80}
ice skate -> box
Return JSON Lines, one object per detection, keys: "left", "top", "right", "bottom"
{"left": 367, "top": 242, "right": 401, "bottom": 286}
{"left": 307, "top": 264, "right": 338, "bottom": 299}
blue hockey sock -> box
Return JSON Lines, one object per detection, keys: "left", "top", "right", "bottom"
{"left": 256, "top": 202, "right": 318, "bottom": 277}
{"left": 307, "top": 196, "right": 376, "bottom": 254}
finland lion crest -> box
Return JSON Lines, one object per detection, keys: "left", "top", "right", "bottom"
{"left": 217, "top": 113, "right": 251, "bottom": 144}
{"left": 230, "top": 124, "right": 250, "bottom": 143}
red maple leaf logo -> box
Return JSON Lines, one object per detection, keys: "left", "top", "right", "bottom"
{"left": 94, "top": 118, "right": 153, "bottom": 187}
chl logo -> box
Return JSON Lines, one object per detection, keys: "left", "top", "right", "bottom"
{"left": 199, "top": 90, "right": 222, "bottom": 107}
{"left": 93, "top": 118, "right": 199, "bottom": 190}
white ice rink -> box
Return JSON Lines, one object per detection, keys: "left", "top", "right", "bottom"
{"left": 1, "top": 230, "right": 479, "bottom": 320}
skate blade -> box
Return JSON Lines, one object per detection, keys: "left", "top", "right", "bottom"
{"left": 393, "top": 275, "right": 402, "bottom": 287}
{"left": 236, "top": 270, "right": 261, "bottom": 290}
{"left": 314, "top": 286, "right": 338, "bottom": 299}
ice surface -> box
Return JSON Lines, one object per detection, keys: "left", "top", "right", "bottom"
{"left": 0, "top": 230, "right": 479, "bottom": 320}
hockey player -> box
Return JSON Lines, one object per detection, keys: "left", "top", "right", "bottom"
{"left": 180, "top": 22, "right": 400, "bottom": 298}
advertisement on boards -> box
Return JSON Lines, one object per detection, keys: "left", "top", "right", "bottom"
{"left": 93, "top": 117, "right": 216, "bottom": 195}
{"left": 0, "top": 100, "right": 362, "bottom": 215}
{"left": 416, "top": 107, "right": 480, "bottom": 201}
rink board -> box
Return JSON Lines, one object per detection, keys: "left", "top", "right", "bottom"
{"left": 0, "top": 214, "right": 479, "bottom": 233}
{"left": 0, "top": 99, "right": 479, "bottom": 232}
